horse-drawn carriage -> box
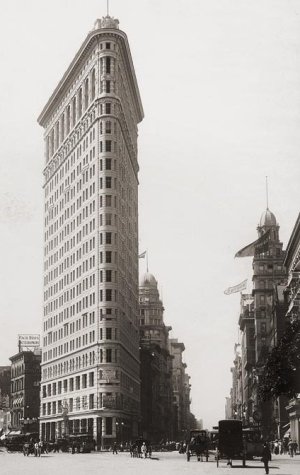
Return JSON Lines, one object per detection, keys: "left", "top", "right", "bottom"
{"left": 216, "top": 420, "right": 246, "bottom": 468}
{"left": 186, "top": 429, "right": 209, "bottom": 462}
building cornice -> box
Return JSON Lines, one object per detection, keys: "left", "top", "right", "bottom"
{"left": 38, "top": 27, "right": 144, "bottom": 128}
{"left": 284, "top": 213, "right": 300, "bottom": 270}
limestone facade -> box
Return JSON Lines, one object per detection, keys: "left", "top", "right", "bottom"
{"left": 38, "top": 15, "right": 143, "bottom": 447}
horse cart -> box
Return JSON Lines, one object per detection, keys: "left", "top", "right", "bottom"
{"left": 186, "top": 429, "right": 209, "bottom": 462}
{"left": 216, "top": 420, "right": 246, "bottom": 468}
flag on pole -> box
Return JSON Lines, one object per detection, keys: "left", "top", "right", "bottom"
{"left": 235, "top": 229, "right": 271, "bottom": 258}
{"left": 139, "top": 251, "right": 147, "bottom": 259}
{"left": 224, "top": 279, "right": 248, "bottom": 295}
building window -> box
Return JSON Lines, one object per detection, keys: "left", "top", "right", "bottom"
{"left": 105, "top": 103, "right": 111, "bottom": 114}
{"left": 106, "top": 251, "right": 112, "bottom": 263}
{"left": 105, "top": 158, "right": 111, "bottom": 170}
{"left": 106, "top": 269, "right": 112, "bottom": 282}
{"left": 106, "top": 42, "right": 111, "bottom": 50}
{"left": 91, "top": 69, "right": 96, "bottom": 100}
{"left": 82, "top": 374, "right": 87, "bottom": 389}
{"left": 69, "top": 378, "right": 74, "bottom": 391}
{"left": 106, "top": 57, "right": 111, "bottom": 74}
{"left": 106, "top": 289, "right": 112, "bottom": 301}
{"left": 105, "top": 141, "right": 112, "bottom": 152}
{"left": 105, "top": 232, "right": 112, "bottom": 244}
{"left": 89, "top": 372, "right": 94, "bottom": 387}
{"left": 106, "top": 349, "right": 112, "bottom": 362}
{"left": 89, "top": 394, "right": 94, "bottom": 409}
{"left": 72, "top": 97, "right": 77, "bottom": 126}
{"left": 105, "top": 213, "right": 112, "bottom": 226}
{"left": 105, "top": 121, "right": 111, "bottom": 134}
{"left": 106, "top": 328, "right": 112, "bottom": 340}
{"left": 105, "top": 176, "right": 112, "bottom": 188}
{"left": 78, "top": 88, "right": 83, "bottom": 117}
{"left": 75, "top": 376, "right": 80, "bottom": 390}
{"left": 84, "top": 78, "right": 89, "bottom": 110}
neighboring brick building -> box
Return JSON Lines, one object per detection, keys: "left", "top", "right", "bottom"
{"left": 10, "top": 350, "right": 41, "bottom": 433}
{"left": 0, "top": 366, "right": 11, "bottom": 433}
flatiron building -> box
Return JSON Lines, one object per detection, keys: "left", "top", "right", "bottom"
{"left": 38, "top": 15, "right": 144, "bottom": 446}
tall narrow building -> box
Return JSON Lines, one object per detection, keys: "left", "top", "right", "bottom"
{"left": 138, "top": 272, "right": 174, "bottom": 442}
{"left": 251, "top": 208, "right": 286, "bottom": 438}
{"left": 38, "top": 15, "right": 144, "bottom": 447}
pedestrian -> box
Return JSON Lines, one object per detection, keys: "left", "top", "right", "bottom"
{"left": 112, "top": 442, "right": 118, "bottom": 454}
{"left": 34, "top": 441, "right": 39, "bottom": 457}
{"left": 38, "top": 440, "right": 42, "bottom": 457}
{"left": 141, "top": 442, "right": 147, "bottom": 459}
{"left": 261, "top": 443, "right": 271, "bottom": 474}
{"left": 288, "top": 439, "right": 293, "bottom": 457}
{"left": 292, "top": 440, "right": 298, "bottom": 456}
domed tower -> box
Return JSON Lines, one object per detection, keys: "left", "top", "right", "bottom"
{"left": 251, "top": 207, "right": 286, "bottom": 439}
{"left": 257, "top": 208, "right": 280, "bottom": 247}
{"left": 139, "top": 272, "right": 170, "bottom": 348}
{"left": 253, "top": 207, "right": 285, "bottom": 357}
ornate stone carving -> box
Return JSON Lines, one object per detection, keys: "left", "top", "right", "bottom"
{"left": 94, "top": 16, "right": 119, "bottom": 31}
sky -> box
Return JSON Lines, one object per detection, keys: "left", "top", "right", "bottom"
{"left": 0, "top": 0, "right": 300, "bottom": 430}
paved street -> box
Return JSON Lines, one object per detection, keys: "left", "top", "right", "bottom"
{"left": 0, "top": 449, "right": 299, "bottom": 475}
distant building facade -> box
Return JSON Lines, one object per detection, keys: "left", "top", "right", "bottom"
{"left": 229, "top": 208, "right": 288, "bottom": 438}
{"left": 0, "top": 366, "right": 11, "bottom": 433}
{"left": 139, "top": 272, "right": 174, "bottom": 442}
{"left": 283, "top": 213, "right": 300, "bottom": 447}
{"left": 169, "top": 338, "right": 192, "bottom": 439}
{"left": 9, "top": 351, "right": 41, "bottom": 433}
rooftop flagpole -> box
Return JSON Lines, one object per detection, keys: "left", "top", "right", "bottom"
{"left": 107, "top": 0, "right": 109, "bottom": 16}
{"left": 146, "top": 249, "right": 149, "bottom": 272}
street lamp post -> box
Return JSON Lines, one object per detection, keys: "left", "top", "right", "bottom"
{"left": 115, "top": 421, "right": 119, "bottom": 444}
